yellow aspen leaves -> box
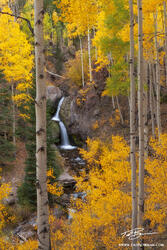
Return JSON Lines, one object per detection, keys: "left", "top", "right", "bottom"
{"left": 54, "top": 136, "right": 132, "bottom": 249}
{"left": 0, "top": 7, "right": 33, "bottom": 114}
{"left": 145, "top": 134, "right": 167, "bottom": 233}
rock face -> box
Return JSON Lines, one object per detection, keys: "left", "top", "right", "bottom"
{"left": 58, "top": 67, "right": 129, "bottom": 141}
{"left": 47, "top": 86, "right": 62, "bottom": 107}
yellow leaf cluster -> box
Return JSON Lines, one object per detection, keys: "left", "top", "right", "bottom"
{"left": 54, "top": 136, "right": 131, "bottom": 249}
{"left": 47, "top": 169, "right": 63, "bottom": 196}
{"left": 145, "top": 134, "right": 167, "bottom": 232}
{"left": 0, "top": 7, "right": 34, "bottom": 114}
{"left": 57, "top": 0, "right": 99, "bottom": 37}
{"left": 17, "top": 240, "right": 38, "bottom": 250}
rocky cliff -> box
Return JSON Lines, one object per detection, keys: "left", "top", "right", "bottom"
{"left": 47, "top": 67, "right": 130, "bottom": 145}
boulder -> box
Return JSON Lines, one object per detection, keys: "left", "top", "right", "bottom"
{"left": 47, "top": 86, "right": 62, "bottom": 107}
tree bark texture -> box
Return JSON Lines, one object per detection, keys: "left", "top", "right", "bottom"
{"left": 80, "top": 37, "right": 85, "bottom": 87}
{"left": 11, "top": 84, "right": 16, "bottom": 146}
{"left": 129, "top": 1, "right": 137, "bottom": 248}
{"left": 34, "top": 0, "right": 50, "bottom": 249}
{"left": 88, "top": 27, "right": 92, "bottom": 82}
{"left": 137, "top": 1, "right": 145, "bottom": 247}
{"left": 149, "top": 64, "right": 155, "bottom": 138}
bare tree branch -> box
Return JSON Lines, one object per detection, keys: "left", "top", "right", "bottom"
{"left": 45, "top": 69, "right": 65, "bottom": 79}
{"left": 0, "top": 10, "right": 34, "bottom": 35}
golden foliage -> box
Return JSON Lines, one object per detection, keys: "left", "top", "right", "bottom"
{"left": 47, "top": 169, "right": 63, "bottom": 196}
{"left": 65, "top": 50, "right": 89, "bottom": 87}
{"left": 145, "top": 134, "right": 167, "bottom": 233}
{"left": 0, "top": 7, "right": 34, "bottom": 115}
{"left": 17, "top": 240, "right": 38, "bottom": 250}
{"left": 54, "top": 136, "right": 131, "bottom": 249}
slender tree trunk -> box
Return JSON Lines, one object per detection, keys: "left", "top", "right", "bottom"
{"left": 164, "top": 1, "right": 167, "bottom": 86}
{"left": 112, "top": 95, "right": 116, "bottom": 110}
{"left": 137, "top": 1, "right": 145, "bottom": 247}
{"left": 34, "top": 0, "right": 50, "bottom": 249}
{"left": 80, "top": 37, "right": 85, "bottom": 87}
{"left": 154, "top": 12, "right": 161, "bottom": 140}
{"left": 11, "top": 84, "right": 16, "bottom": 146}
{"left": 149, "top": 64, "right": 155, "bottom": 138}
{"left": 116, "top": 95, "right": 124, "bottom": 124}
{"left": 151, "top": 64, "right": 157, "bottom": 127}
{"left": 144, "top": 88, "right": 149, "bottom": 158}
{"left": 88, "top": 27, "right": 92, "bottom": 82}
{"left": 93, "top": 27, "right": 98, "bottom": 60}
{"left": 129, "top": 1, "right": 137, "bottom": 248}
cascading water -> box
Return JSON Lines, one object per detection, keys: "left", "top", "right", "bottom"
{"left": 52, "top": 97, "right": 76, "bottom": 150}
{"left": 52, "top": 97, "right": 65, "bottom": 122}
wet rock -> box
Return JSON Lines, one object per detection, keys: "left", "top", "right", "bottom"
{"left": 28, "top": 216, "right": 37, "bottom": 228}
{"left": 67, "top": 208, "right": 76, "bottom": 221}
{"left": 4, "top": 196, "right": 16, "bottom": 206}
{"left": 57, "top": 171, "right": 76, "bottom": 184}
{"left": 71, "top": 192, "right": 87, "bottom": 200}
{"left": 3, "top": 189, "right": 17, "bottom": 206}
{"left": 13, "top": 220, "right": 36, "bottom": 242}
{"left": 17, "top": 230, "right": 35, "bottom": 241}
{"left": 74, "top": 157, "right": 85, "bottom": 166}
{"left": 53, "top": 205, "right": 65, "bottom": 219}
{"left": 53, "top": 193, "right": 71, "bottom": 207}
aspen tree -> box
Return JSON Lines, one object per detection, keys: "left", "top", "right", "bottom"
{"left": 129, "top": 1, "right": 137, "bottom": 248}
{"left": 79, "top": 37, "right": 85, "bottom": 87}
{"left": 137, "top": 0, "right": 145, "bottom": 243}
{"left": 116, "top": 96, "right": 124, "bottom": 125}
{"left": 144, "top": 62, "right": 149, "bottom": 158}
{"left": 149, "top": 63, "right": 156, "bottom": 138}
{"left": 88, "top": 27, "right": 93, "bottom": 82}
{"left": 34, "top": 0, "right": 50, "bottom": 248}
{"left": 0, "top": 7, "right": 33, "bottom": 144}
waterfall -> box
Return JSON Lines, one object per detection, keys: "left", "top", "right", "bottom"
{"left": 52, "top": 97, "right": 76, "bottom": 150}
{"left": 52, "top": 97, "right": 65, "bottom": 121}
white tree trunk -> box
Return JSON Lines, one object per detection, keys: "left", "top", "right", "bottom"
{"left": 116, "top": 95, "right": 124, "bottom": 124}
{"left": 11, "top": 84, "right": 16, "bottom": 146}
{"left": 144, "top": 89, "right": 148, "bottom": 158}
{"left": 93, "top": 27, "right": 98, "bottom": 60}
{"left": 34, "top": 0, "right": 50, "bottom": 249}
{"left": 129, "top": 1, "right": 137, "bottom": 248}
{"left": 137, "top": 0, "right": 145, "bottom": 242}
{"left": 149, "top": 64, "right": 155, "bottom": 138}
{"left": 112, "top": 95, "right": 116, "bottom": 110}
{"left": 80, "top": 37, "right": 85, "bottom": 87}
{"left": 88, "top": 27, "right": 92, "bottom": 82}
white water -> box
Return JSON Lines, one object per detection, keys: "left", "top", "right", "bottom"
{"left": 52, "top": 97, "right": 65, "bottom": 121}
{"left": 52, "top": 97, "right": 76, "bottom": 150}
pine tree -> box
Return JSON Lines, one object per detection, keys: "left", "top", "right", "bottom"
{"left": 17, "top": 78, "right": 60, "bottom": 208}
{"left": 0, "top": 71, "right": 15, "bottom": 165}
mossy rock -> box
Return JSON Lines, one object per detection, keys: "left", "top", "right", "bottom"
{"left": 50, "top": 122, "right": 60, "bottom": 143}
